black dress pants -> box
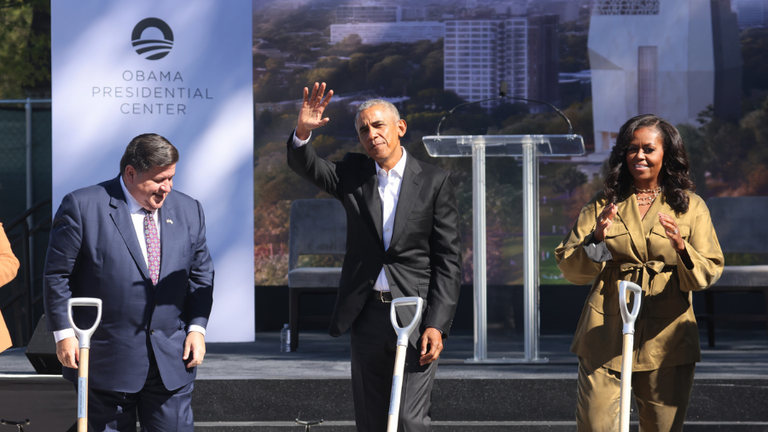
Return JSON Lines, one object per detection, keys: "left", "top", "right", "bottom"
{"left": 350, "top": 295, "right": 438, "bottom": 432}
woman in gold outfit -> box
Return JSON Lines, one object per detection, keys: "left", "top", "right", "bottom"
{"left": 556, "top": 114, "right": 724, "bottom": 432}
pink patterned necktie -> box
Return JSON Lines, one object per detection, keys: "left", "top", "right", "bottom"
{"left": 143, "top": 210, "right": 161, "bottom": 285}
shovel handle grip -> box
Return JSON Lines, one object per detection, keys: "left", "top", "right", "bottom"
{"left": 390, "top": 297, "right": 424, "bottom": 347}
{"left": 67, "top": 298, "right": 103, "bottom": 349}
{"left": 619, "top": 281, "right": 642, "bottom": 335}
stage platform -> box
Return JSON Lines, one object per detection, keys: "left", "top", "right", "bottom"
{"left": 2, "top": 328, "right": 768, "bottom": 431}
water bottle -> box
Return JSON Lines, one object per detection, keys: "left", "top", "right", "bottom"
{"left": 280, "top": 324, "right": 291, "bottom": 352}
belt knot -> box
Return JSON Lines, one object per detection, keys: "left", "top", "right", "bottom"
{"left": 604, "top": 260, "right": 672, "bottom": 294}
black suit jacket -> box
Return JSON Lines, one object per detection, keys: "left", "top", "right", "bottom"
{"left": 287, "top": 136, "right": 462, "bottom": 342}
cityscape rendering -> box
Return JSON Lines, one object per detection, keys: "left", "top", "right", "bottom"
{"left": 251, "top": 0, "right": 766, "bottom": 288}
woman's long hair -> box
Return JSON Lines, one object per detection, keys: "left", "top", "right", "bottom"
{"left": 603, "top": 114, "right": 695, "bottom": 214}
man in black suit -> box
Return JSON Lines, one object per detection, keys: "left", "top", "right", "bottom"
{"left": 287, "top": 82, "right": 462, "bottom": 432}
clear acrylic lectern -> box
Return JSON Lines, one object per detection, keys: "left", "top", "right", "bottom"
{"left": 422, "top": 135, "right": 586, "bottom": 363}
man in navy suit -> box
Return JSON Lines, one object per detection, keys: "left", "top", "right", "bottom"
{"left": 43, "top": 133, "right": 214, "bottom": 432}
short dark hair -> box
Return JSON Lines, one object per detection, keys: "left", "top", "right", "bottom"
{"left": 603, "top": 114, "right": 695, "bottom": 214}
{"left": 119, "top": 133, "right": 179, "bottom": 175}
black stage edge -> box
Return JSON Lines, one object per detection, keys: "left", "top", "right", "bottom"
{"left": 191, "top": 379, "right": 768, "bottom": 426}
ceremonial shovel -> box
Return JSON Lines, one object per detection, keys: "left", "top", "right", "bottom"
{"left": 67, "top": 298, "right": 103, "bottom": 432}
{"left": 387, "top": 297, "right": 424, "bottom": 432}
{"left": 618, "top": 281, "right": 643, "bottom": 432}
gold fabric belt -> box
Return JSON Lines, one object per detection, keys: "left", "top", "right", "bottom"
{"left": 603, "top": 261, "right": 675, "bottom": 294}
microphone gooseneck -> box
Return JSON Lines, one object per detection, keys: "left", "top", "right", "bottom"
{"left": 500, "top": 94, "right": 573, "bottom": 136}
{"left": 436, "top": 82, "right": 574, "bottom": 136}
{"left": 435, "top": 96, "right": 501, "bottom": 136}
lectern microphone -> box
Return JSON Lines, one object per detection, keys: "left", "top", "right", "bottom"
{"left": 435, "top": 86, "right": 505, "bottom": 136}
{"left": 436, "top": 82, "right": 573, "bottom": 136}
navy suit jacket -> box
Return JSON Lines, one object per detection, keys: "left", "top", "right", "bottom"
{"left": 43, "top": 176, "right": 214, "bottom": 392}
{"left": 287, "top": 137, "right": 462, "bottom": 344}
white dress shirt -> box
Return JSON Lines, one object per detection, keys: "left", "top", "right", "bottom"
{"left": 292, "top": 130, "right": 407, "bottom": 292}
{"left": 53, "top": 177, "right": 204, "bottom": 342}
{"left": 372, "top": 149, "right": 407, "bottom": 292}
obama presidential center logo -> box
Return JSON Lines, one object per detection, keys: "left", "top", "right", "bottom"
{"left": 132, "top": 18, "right": 174, "bottom": 60}
{"left": 88, "top": 16, "right": 214, "bottom": 116}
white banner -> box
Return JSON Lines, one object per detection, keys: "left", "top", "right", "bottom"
{"left": 51, "top": 0, "right": 254, "bottom": 342}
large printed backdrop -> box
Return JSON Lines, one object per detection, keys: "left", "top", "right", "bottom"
{"left": 51, "top": 0, "right": 254, "bottom": 342}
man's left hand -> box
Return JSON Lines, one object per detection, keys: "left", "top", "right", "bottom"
{"left": 419, "top": 327, "right": 443, "bottom": 366}
{"left": 183, "top": 331, "right": 206, "bottom": 368}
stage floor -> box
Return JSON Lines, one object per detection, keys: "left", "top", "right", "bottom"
{"left": 2, "top": 328, "right": 767, "bottom": 380}
{"left": 2, "top": 328, "right": 768, "bottom": 431}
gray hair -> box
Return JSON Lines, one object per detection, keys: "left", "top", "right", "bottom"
{"left": 120, "top": 133, "right": 179, "bottom": 175}
{"left": 355, "top": 99, "right": 401, "bottom": 129}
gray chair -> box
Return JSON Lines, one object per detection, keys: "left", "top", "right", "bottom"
{"left": 287, "top": 199, "right": 346, "bottom": 351}
{"left": 698, "top": 197, "right": 768, "bottom": 347}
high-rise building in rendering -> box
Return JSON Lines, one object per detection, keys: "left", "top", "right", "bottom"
{"left": 443, "top": 16, "right": 560, "bottom": 111}
{"left": 589, "top": 0, "right": 741, "bottom": 153}
{"left": 527, "top": 14, "right": 560, "bottom": 111}
{"left": 444, "top": 19, "right": 528, "bottom": 109}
